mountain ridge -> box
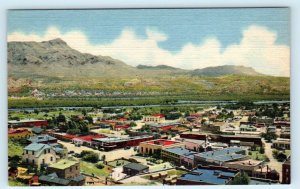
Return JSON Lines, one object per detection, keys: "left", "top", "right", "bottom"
{"left": 8, "top": 38, "right": 264, "bottom": 78}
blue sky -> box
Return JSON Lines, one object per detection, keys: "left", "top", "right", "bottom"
{"left": 7, "top": 8, "right": 290, "bottom": 76}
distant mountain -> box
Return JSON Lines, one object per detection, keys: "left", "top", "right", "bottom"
{"left": 191, "top": 65, "right": 263, "bottom": 77}
{"left": 8, "top": 38, "right": 263, "bottom": 79}
{"left": 137, "top": 64, "right": 182, "bottom": 70}
{"left": 8, "top": 38, "right": 138, "bottom": 78}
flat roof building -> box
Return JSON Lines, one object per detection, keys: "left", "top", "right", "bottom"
{"left": 176, "top": 165, "right": 239, "bottom": 185}
{"left": 139, "top": 139, "right": 183, "bottom": 156}
{"left": 194, "top": 147, "right": 248, "bottom": 166}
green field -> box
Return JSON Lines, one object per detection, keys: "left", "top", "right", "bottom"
{"left": 80, "top": 161, "right": 111, "bottom": 177}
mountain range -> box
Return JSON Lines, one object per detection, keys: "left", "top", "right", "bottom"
{"left": 8, "top": 38, "right": 263, "bottom": 78}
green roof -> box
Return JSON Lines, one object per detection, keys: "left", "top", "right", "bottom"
{"left": 123, "top": 162, "right": 149, "bottom": 171}
{"left": 49, "top": 159, "right": 78, "bottom": 170}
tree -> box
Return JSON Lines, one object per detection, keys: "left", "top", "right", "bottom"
{"left": 231, "top": 171, "right": 250, "bottom": 185}
{"left": 57, "top": 112, "right": 66, "bottom": 123}
{"left": 259, "top": 147, "right": 265, "bottom": 154}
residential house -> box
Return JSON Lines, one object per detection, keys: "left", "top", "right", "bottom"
{"left": 22, "top": 143, "right": 58, "bottom": 168}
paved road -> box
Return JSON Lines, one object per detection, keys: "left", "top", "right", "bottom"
{"left": 263, "top": 139, "right": 282, "bottom": 181}
{"left": 58, "top": 140, "right": 137, "bottom": 161}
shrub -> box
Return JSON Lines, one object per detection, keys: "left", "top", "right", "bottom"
{"left": 96, "top": 163, "right": 104, "bottom": 169}
{"left": 82, "top": 153, "right": 99, "bottom": 163}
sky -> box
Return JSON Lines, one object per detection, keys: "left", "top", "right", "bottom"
{"left": 7, "top": 8, "right": 290, "bottom": 76}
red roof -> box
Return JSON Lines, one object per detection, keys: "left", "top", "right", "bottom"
{"left": 63, "top": 134, "right": 77, "bottom": 139}
{"left": 74, "top": 134, "right": 106, "bottom": 142}
{"left": 146, "top": 139, "right": 178, "bottom": 146}
{"left": 159, "top": 125, "right": 174, "bottom": 131}
{"left": 8, "top": 128, "right": 29, "bottom": 134}
{"left": 152, "top": 114, "right": 165, "bottom": 118}
{"left": 115, "top": 125, "right": 130, "bottom": 129}
{"left": 118, "top": 118, "right": 128, "bottom": 121}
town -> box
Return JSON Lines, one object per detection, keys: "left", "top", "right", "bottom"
{"left": 8, "top": 101, "right": 290, "bottom": 186}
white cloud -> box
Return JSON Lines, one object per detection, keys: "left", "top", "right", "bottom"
{"left": 7, "top": 25, "right": 290, "bottom": 76}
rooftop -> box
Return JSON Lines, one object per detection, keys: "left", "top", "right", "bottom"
{"left": 28, "top": 135, "right": 57, "bottom": 143}
{"left": 178, "top": 166, "right": 238, "bottom": 185}
{"left": 73, "top": 134, "right": 106, "bottom": 142}
{"left": 24, "top": 143, "right": 51, "bottom": 152}
{"left": 195, "top": 147, "right": 247, "bottom": 162}
{"left": 123, "top": 162, "right": 149, "bottom": 171}
{"left": 49, "top": 159, "right": 78, "bottom": 170}
{"left": 225, "top": 159, "right": 262, "bottom": 167}
{"left": 164, "top": 147, "right": 198, "bottom": 159}
{"left": 8, "top": 119, "right": 47, "bottom": 124}
{"left": 93, "top": 135, "right": 151, "bottom": 143}
{"left": 145, "top": 139, "right": 180, "bottom": 146}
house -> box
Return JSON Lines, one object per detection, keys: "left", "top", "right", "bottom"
{"left": 148, "top": 122, "right": 180, "bottom": 131}
{"left": 123, "top": 162, "right": 149, "bottom": 176}
{"left": 176, "top": 165, "right": 239, "bottom": 185}
{"left": 139, "top": 139, "right": 183, "bottom": 156}
{"left": 22, "top": 143, "right": 58, "bottom": 168}
{"left": 8, "top": 128, "right": 33, "bottom": 139}
{"left": 28, "top": 135, "right": 57, "bottom": 144}
{"left": 40, "top": 159, "right": 85, "bottom": 186}
{"left": 194, "top": 147, "right": 248, "bottom": 166}
{"left": 161, "top": 147, "right": 198, "bottom": 168}
{"left": 282, "top": 156, "right": 291, "bottom": 184}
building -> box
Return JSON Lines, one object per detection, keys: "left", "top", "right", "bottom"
{"left": 28, "top": 135, "right": 58, "bottom": 144}
{"left": 280, "top": 127, "right": 290, "bottom": 139}
{"left": 39, "top": 159, "right": 85, "bottom": 186}
{"left": 176, "top": 165, "right": 239, "bottom": 185}
{"left": 22, "top": 143, "right": 58, "bottom": 168}
{"left": 72, "top": 134, "right": 106, "bottom": 146}
{"left": 8, "top": 119, "right": 48, "bottom": 128}
{"left": 123, "top": 162, "right": 149, "bottom": 176}
{"left": 272, "top": 138, "right": 290, "bottom": 150}
{"left": 180, "top": 132, "right": 208, "bottom": 140}
{"left": 8, "top": 128, "right": 33, "bottom": 139}
{"left": 212, "top": 134, "right": 262, "bottom": 146}
{"left": 282, "top": 156, "right": 291, "bottom": 184}
{"left": 194, "top": 147, "right": 248, "bottom": 166}
{"left": 201, "top": 122, "right": 227, "bottom": 133}
{"left": 253, "top": 165, "right": 279, "bottom": 180}
{"left": 31, "top": 127, "right": 44, "bottom": 135}
{"left": 181, "top": 139, "right": 206, "bottom": 152}
{"left": 148, "top": 122, "right": 180, "bottom": 131}
{"left": 139, "top": 139, "right": 183, "bottom": 156}
{"left": 267, "top": 126, "right": 277, "bottom": 133}
{"left": 240, "top": 125, "right": 257, "bottom": 132}
{"left": 161, "top": 147, "right": 198, "bottom": 168}
{"left": 224, "top": 159, "right": 263, "bottom": 176}
{"left": 255, "top": 116, "right": 274, "bottom": 125}
{"left": 143, "top": 114, "right": 165, "bottom": 123}
{"left": 92, "top": 135, "right": 153, "bottom": 151}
